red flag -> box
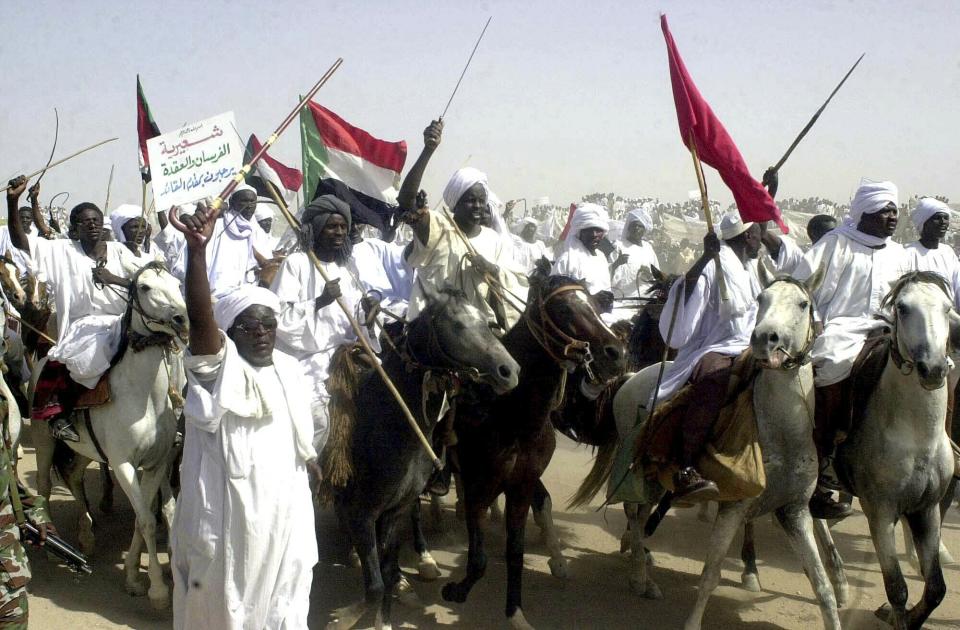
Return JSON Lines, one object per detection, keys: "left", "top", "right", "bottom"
{"left": 558, "top": 203, "right": 577, "bottom": 241}
{"left": 136, "top": 75, "right": 161, "bottom": 183}
{"left": 245, "top": 134, "right": 304, "bottom": 197}
{"left": 661, "top": 15, "right": 787, "bottom": 232}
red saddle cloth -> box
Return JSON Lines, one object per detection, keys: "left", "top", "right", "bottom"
{"left": 31, "top": 361, "right": 111, "bottom": 421}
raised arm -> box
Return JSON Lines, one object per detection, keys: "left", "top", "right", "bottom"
{"left": 5, "top": 176, "right": 31, "bottom": 253}
{"left": 27, "top": 182, "right": 54, "bottom": 239}
{"left": 683, "top": 232, "right": 721, "bottom": 303}
{"left": 397, "top": 120, "right": 443, "bottom": 244}
{"left": 174, "top": 202, "right": 220, "bottom": 356}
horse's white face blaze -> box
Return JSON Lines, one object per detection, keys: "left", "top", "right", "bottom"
{"left": 752, "top": 281, "right": 812, "bottom": 369}
{"left": 893, "top": 281, "right": 953, "bottom": 390}
{"left": 133, "top": 267, "right": 188, "bottom": 341}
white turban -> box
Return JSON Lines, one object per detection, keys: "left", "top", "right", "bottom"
{"left": 442, "top": 167, "right": 506, "bottom": 234}
{"left": 521, "top": 216, "right": 538, "bottom": 227}
{"left": 910, "top": 197, "right": 950, "bottom": 232}
{"left": 625, "top": 206, "right": 653, "bottom": 233}
{"left": 108, "top": 204, "right": 144, "bottom": 243}
{"left": 213, "top": 285, "right": 281, "bottom": 331}
{"left": 231, "top": 183, "right": 257, "bottom": 199}
{"left": 567, "top": 203, "right": 610, "bottom": 243}
{"left": 849, "top": 180, "right": 898, "bottom": 224}
{"left": 254, "top": 203, "right": 275, "bottom": 222}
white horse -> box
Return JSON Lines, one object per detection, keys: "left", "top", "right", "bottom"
{"left": 834, "top": 271, "right": 956, "bottom": 629}
{"left": 31, "top": 261, "right": 186, "bottom": 610}
{"left": 602, "top": 266, "right": 843, "bottom": 629}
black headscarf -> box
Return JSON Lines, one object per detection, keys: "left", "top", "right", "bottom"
{"left": 302, "top": 194, "right": 352, "bottom": 262}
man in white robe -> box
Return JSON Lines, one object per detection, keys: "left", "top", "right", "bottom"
{"left": 654, "top": 213, "right": 762, "bottom": 500}
{"left": 255, "top": 202, "right": 280, "bottom": 252}
{"left": 0, "top": 194, "right": 38, "bottom": 272}
{"left": 610, "top": 206, "right": 660, "bottom": 320}
{"left": 793, "top": 180, "right": 910, "bottom": 518}
{"left": 552, "top": 203, "right": 614, "bottom": 313}
{"left": 171, "top": 203, "right": 318, "bottom": 630}
{"left": 350, "top": 223, "right": 413, "bottom": 318}
{"left": 904, "top": 197, "right": 958, "bottom": 301}
{"left": 109, "top": 204, "right": 164, "bottom": 269}
{"left": 510, "top": 217, "right": 548, "bottom": 274}
{"left": 6, "top": 177, "right": 139, "bottom": 442}
{"left": 396, "top": 121, "right": 527, "bottom": 331}
{"left": 271, "top": 195, "right": 372, "bottom": 450}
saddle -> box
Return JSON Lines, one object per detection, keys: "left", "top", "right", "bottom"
{"left": 635, "top": 349, "right": 766, "bottom": 502}
{"left": 30, "top": 361, "right": 111, "bottom": 421}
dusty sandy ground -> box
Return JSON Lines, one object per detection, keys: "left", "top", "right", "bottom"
{"left": 19, "top": 433, "right": 960, "bottom": 629}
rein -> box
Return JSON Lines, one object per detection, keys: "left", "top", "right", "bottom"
{"left": 523, "top": 283, "right": 599, "bottom": 381}
{"left": 882, "top": 272, "right": 955, "bottom": 377}
{"left": 392, "top": 304, "right": 485, "bottom": 386}
{"left": 765, "top": 277, "right": 818, "bottom": 370}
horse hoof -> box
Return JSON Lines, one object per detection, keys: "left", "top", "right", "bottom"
{"left": 939, "top": 547, "right": 955, "bottom": 565}
{"left": 348, "top": 548, "right": 361, "bottom": 569}
{"left": 630, "top": 578, "right": 663, "bottom": 599}
{"left": 835, "top": 584, "right": 849, "bottom": 609}
{"left": 441, "top": 582, "right": 467, "bottom": 604}
{"left": 508, "top": 609, "right": 535, "bottom": 630}
{"left": 741, "top": 572, "right": 761, "bottom": 592}
{"left": 328, "top": 602, "right": 365, "bottom": 630}
{"left": 125, "top": 579, "right": 148, "bottom": 597}
{"left": 548, "top": 556, "right": 568, "bottom": 579}
{"left": 396, "top": 575, "right": 421, "bottom": 608}
{"left": 644, "top": 547, "right": 655, "bottom": 567}
{"left": 619, "top": 533, "right": 631, "bottom": 554}
{"left": 873, "top": 604, "right": 894, "bottom": 625}
{"left": 149, "top": 588, "right": 170, "bottom": 611}
{"left": 417, "top": 553, "right": 441, "bottom": 581}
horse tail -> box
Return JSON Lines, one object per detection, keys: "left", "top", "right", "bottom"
{"left": 567, "top": 437, "right": 619, "bottom": 509}
{"left": 320, "top": 344, "right": 365, "bottom": 497}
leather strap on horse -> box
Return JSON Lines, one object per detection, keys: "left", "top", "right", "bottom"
{"left": 523, "top": 284, "right": 597, "bottom": 377}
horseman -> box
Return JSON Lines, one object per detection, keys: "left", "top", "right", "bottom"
{"left": 806, "top": 214, "right": 838, "bottom": 246}
{"left": 792, "top": 180, "right": 911, "bottom": 519}
{"left": 6, "top": 176, "right": 141, "bottom": 442}
{"left": 610, "top": 206, "right": 660, "bottom": 321}
{"left": 108, "top": 204, "right": 163, "bottom": 268}
{"left": 510, "top": 216, "right": 548, "bottom": 274}
{"left": 654, "top": 213, "right": 762, "bottom": 501}
{"left": 349, "top": 219, "right": 413, "bottom": 320}
{"left": 551, "top": 203, "right": 616, "bottom": 315}
{"left": 904, "top": 197, "right": 958, "bottom": 302}
{"left": 270, "top": 195, "right": 375, "bottom": 451}
{"left": 396, "top": 121, "right": 527, "bottom": 332}
{"left": 0, "top": 183, "right": 40, "bottom": 271}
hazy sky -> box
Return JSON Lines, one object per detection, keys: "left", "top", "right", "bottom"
{"left": 2, "top": 0, "right": 958, "bottom": 213}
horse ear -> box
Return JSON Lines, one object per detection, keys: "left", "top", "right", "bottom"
{"left": 803, "top": 262, "right": 827, "bottom": 295}
{"left": 650, "top": 265, "right": 666, "bottom": 283}
{"left": 756, "top": 257, "right": 775, "bottom": 289}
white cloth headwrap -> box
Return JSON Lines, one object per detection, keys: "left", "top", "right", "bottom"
{"left": 108, "top": 204, "right": 144, "bottom": 243}
{"left": 441, "top": 167, "right": 507, "bottom": 234}
{"left": 567, "top": 203, "right": 610, "bottom": 243}
{"left": 848, "top": 180, "right": 898, "bottom": 224}
{"left": 911, "top": 197, "right": 950, "bottom": 232}
{"left": 521, "top": 216, "right": 538, "bottom": 227}
{"left": 231, "top": 183, "right": 257, "bottom": 197}
{"left": 625, "top": 207, "right": 653, "bottom": 233}
{"left": 213, "top": 285, "right": 281, "bottom": 331}
{"left": 254, "top": 203, "right": 275, "bottom": 221}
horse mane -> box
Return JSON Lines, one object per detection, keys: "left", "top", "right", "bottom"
{"left": 880, "top": 270, "right": 952, "bottom": 311}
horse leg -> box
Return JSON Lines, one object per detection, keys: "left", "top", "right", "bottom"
{"left": 441, "top": 491, "right": 489, "bottom": 605}
{"left": 683, "top": 502, "right": 747, "bottom": 630}
{"left": 866, "top": 508, "right": 909, "bottom": 629}
{"left": 429, "top": 493, "right": 444, "bottom": 531}
{"left": 31, "top": 420, "right": 55, "bottom": 500}
{"left": 410, "top": 499, "right": 440, "bottom": 581}
{"left": 504, "top": 486, "right": 535, "bottom": 630}
{"left": 61, "top": 452, "right": 95, "bottom": 556}
{"left": 740, "top": 520, "right": 760, "bottom": 592}
{"left": 531, "top": 480, "right": 567, "bottom": 578}
{"left": 376, "top": 509, "right": 406, "bottom": 630}
{"left": 124, "top": 518, "right": 148, "bottom": 596}
{"left": 98, "top": 462, "right": 114, "bottom": 513}
{"left": 328, "top": 516, "right": 379, "bottom": 630}
{"left": 903, "top": 505, "right": 947, "bottom": 630}
{"left": 625, "top": 502, "right": 661, "bottom": 598}
{"left": 113, "top": 462, "right": 169, "bottom": 610}
{"left": 813, "top": 517, "right": 849, "bottom": 607}
{"left": 774, "top": 504, "right": 840, "bottom": 630}
{"left": 937, "top": 476, "right": 956, "bottom": 565}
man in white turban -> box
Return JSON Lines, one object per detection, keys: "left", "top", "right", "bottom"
{"left": 254, "top": 202, "right": 279, "bottom": 251}
{"left": 396, "top": 120, "right": 527, "bottom": 331}
{"left": 792, "top": 179, "right": 910, "bottom": 519}
{"left": 171, "top": 205, "right": 318, "bottom": 630}
{"left": 109, "top": 204, "right": 163, "bottom": 267}
{"left": 610, "top": 206, "right": 660, "bottom": 318}
{"left": 905, "top": 197, "right": 959, "bottom": 301}
{"left": 652, "top": 213, "right": 762, "bottom": 501}
{"left": 511, "top": 216, "right": 548, "bottom": 273}
{"left": 551, "top": 203, "right": 614, "bottom": 311}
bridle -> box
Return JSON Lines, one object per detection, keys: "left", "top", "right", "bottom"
{"left": 762, "top": 276, "right": 817, "bottom": 370}
{"left": 523, "top": 283, "right": 602, "bottom": 382}
{"left": 396, "top": 298, "right": 486, "bottom": 385}
{"left": 884, "top": 272, "right": 954, "bottom": 377}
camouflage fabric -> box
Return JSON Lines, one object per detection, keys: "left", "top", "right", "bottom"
{"left": 0, "top": 422, "right": 51, "bottom": 628}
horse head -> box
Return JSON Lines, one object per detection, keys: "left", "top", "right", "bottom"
{"left": 883, "top": 271, "right": 956, "bottom": 390}
{"left": 126, "top": 261, "right": 189, "bottom": 343}
{"left": 410, "top": 284, "right": 520, "bottom": 394}
{"left": 751, "top": 261, "right": 822, "bottom": 370}
{"left": 526, "top": 275, "right": 626, "bottom": 384}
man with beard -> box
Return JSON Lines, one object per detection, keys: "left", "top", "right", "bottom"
{"left": 793, "top": 180, "right": 910, "bottom": 518}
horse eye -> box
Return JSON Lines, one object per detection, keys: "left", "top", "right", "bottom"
{"left": 139, "top": 284, "right": 151, "bottom": 292}
{"left": 799, "top": 300, "right": 809, "bottom": 309}
{"left": 896, "top": 303, "right": 908, "bottom": 314}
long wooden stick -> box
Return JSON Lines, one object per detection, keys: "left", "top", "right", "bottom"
{"left": 688, "top": 131, "right": 728, "bottom": 301}
{"left": 3, "top": 308, "right": 56, "bottom": 345}
{"left": 1, "top": 137, "right": 119, "bottom": 192}
{"left": 264, "top": 182, "right": 442, "bottom": 471}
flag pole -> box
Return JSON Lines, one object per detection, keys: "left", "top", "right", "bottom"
{"left": 263, "top": 180, "right": 442, "bottom": 473}
{"left": 688, "top": 131, "right": 728, "bottom": 301}
{"left": 1, "top": 137, "right": 119, "bottom": 193}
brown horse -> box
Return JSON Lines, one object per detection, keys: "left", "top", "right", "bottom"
{"left": 441, "top": 274, "right": 626, "bottom": 628}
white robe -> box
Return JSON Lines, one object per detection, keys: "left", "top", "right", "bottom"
{"left": 154, "top": 222, "right": 187, "bottom": 273}
{"left": 552, "top": 239, "right": 611, "bottom": 294}
{"left": 769, "top": 234, "right": 803, "bottom": 275}
{"left": 0, "top": 227, "right": 37, "bottom": 272}
{"left": 793, "top": 231, "right": 910, "bottom": 386}
{"left": 173, "top": 335, "right": 316, "bottom": 630}
{"left": 904, "top": 241, "right": 960, "bottom": 303}
{"left": 511, "top": 236, "right": 548, "bottom": 273}
{"left": 33, "top": 239, "right": 138, "bottom": 388}
{"left": 352, "top": 238, "right": 413, "bottom": 315}
{"left": 656, "top": 244, "right": 761, "bottom": 400}
{"left": 406, "top": 211, "right": 527, "bottom": 330}
{"left": 270, "top": 251, "right": 370, "bottom": 449}
{"left": 172, "top": 218, "right": 273, "bottom": 298}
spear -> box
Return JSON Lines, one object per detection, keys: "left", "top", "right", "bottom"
{"left": 771, "top": 53, "right": 865, "bottom": 172}
{"left": 0, "top": 137, "right": 119, "bottom": 192}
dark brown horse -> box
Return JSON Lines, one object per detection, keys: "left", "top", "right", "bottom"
{"left": 441, "top": 275, "right": 626, "bottom": 628}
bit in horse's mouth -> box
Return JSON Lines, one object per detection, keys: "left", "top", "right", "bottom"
{"left": 758, "top": 348, "right": 788, "bottom": 369}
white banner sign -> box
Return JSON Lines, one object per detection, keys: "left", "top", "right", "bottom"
{"left": 147, "top": 111, "right": 243, "bottom": 209}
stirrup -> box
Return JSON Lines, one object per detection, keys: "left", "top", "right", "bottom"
{"left": 50, "top": 418, "right": 80, "bottom": 443}
{"left": 818, "top": 457, "right": 844, "bottom": 492}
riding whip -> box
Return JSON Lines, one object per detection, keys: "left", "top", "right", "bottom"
{"left": 34, "top": 108, "right": 59, "bottom": 188}
{"left": 440, "top": 17, "right": 492, "bottom": 119}
{"left": 1, "top": 137, "right": 119, "bottom": 193}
